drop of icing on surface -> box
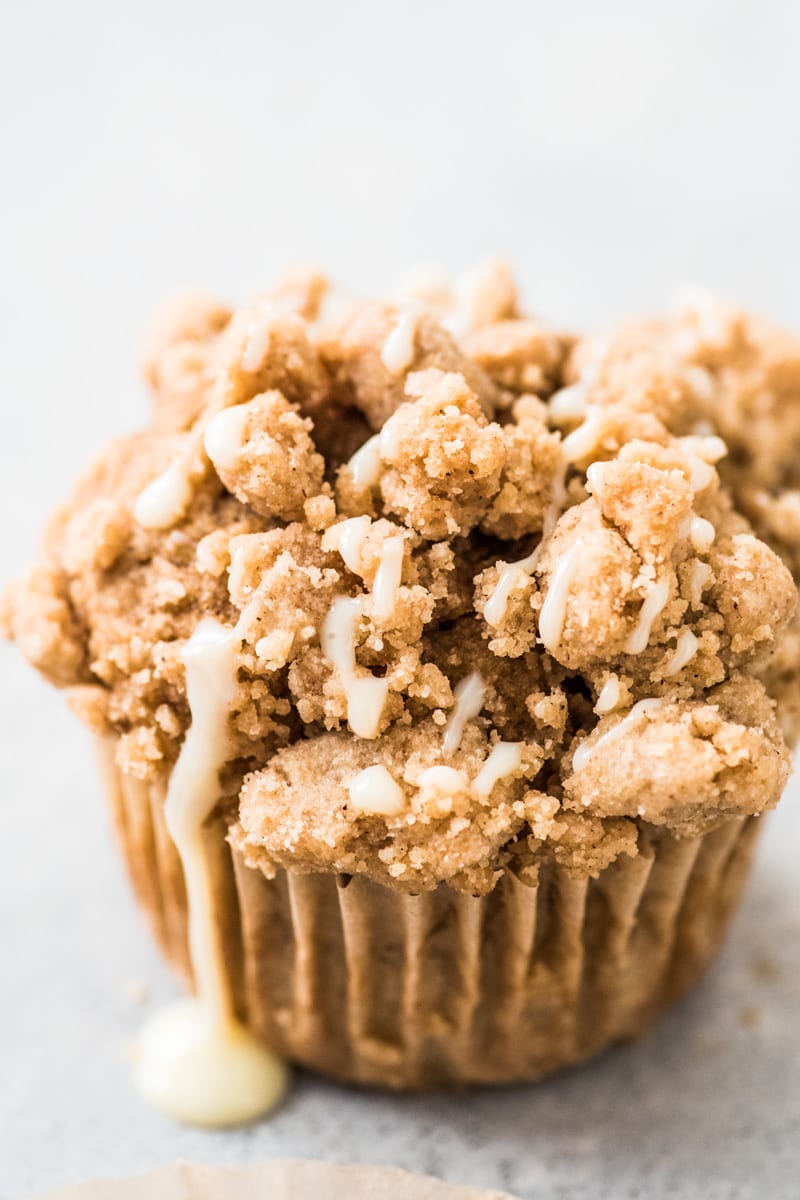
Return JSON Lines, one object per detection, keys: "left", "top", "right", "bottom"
{"left": 373, "top": 536, "right": 404, "bottom": 622}
{"left": 133, "top": 459, "right": 194, "bottom": 530}
{"left": 471, "top": 742, "right": 523, "bottom": 797}
{"left": 624, "top": 577, "right": 671, "bottom": 655}
{"left": 538, "top": 538, "right": 583, "bottom": 653}
{"left": 136, "top": 998, "right": 288, "bottom": 1128}
{"left": 204, "top": 405, "right": 250, "bottom": 472}
{"left": 134, "top": 618, "right": 287, "bottom": 1126}
{"left": 321, "top": 596, "right": 388, "bottom": 738}
{"left": 595, "top": 674, "right": 621, "bottom": 715}
{"left": 572, "top": 698, "right": 664, "bottom": 773}
{"left": 380, "top": 310, "right": 419, "bottom": 375}
{"left": 346, "top": 434, "right": 382, "bottom": 489}
{"left": 665, "top": 628, "right": 699, "bottom": 676}
{"left": 347, "top": 764, "right": 406, "bottom": 815}
{"left": 443, "top": 672, "right": 486, "bottom": 754}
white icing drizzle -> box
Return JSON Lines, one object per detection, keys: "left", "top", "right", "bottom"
{"left": 378, "top": 408, "right": 403, "bottom": 459}
{"left": 322, "top": 516, "right": 372, "bottom": 575}
{"left": 381, "top": 311, "right": 418, "bottom": 375}
{"left": 624, "top": 577, "right": 671, "bottom": 655}
{"left": 681, "top": 434, "right": 728, "bottom": 464}
{"left": 687, "top": 515, "right": 715, "bottom": 554}
{"left": 685, "top": 558, "right": 714, "bottom": 605}
{"left": 443, "top": 672, "right": 486, "bottom": 754}
{"left": 595, "top": 674, "right": 621, "bottom": 715}
{"left": 572, "top": 698, "right": 665, "bottom": 773}
{"left": 665, "top": 628, "right": 699, "bottom": 676}
{"left": 346, "top": 434, "right": 382, "bottom": 489}
{"left": 347, "top": 764, "right": 406, "bottom": 815}
{"left": 135, "top": 618, "right": 287, "bottom": 1126}
{"left": 204, "top": 405, "right": 250, "bottom": 472}
{"left": 483, "top": 552, "right": 538, "bottom": 628}
{"left": 323, "top": 520, "right": 405, "bottom": 622}
{"left": 561, "top": 411, "right": 605, "bottom": 463}
{"left": 484, "top": 461, "right": 567, "bottom": 628}
{"left": 373, "top": 535, "right": 404, "bottom": 622}
{"left": 538, "top": 538, "right": 583, "bottom": 653}
{"left": 685, "top": 453, "right": 716, "bottom": 493}
{"left": 321, "top": 596, "right": 388, "bottom": 738}
{"left": 548, "top": 382, "right": 587, "bottom": 424}
{"left": 241, "top": 304, "right": 281, "bottom": 372}
{"left": 471, "top": 742, "right": 523, "bottom": 797}
{"left": 321, "top": 523, "right": 406, "bottom": 730}
{"left": 133, "top": 459, "right": 194, "bottom": 530}
{"left": 418, "top": 765, "right": 469, "bottom": 797}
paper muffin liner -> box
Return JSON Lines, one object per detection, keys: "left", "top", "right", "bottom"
{"left": 99, "top": 738, "right": 762, "bottom": 1089}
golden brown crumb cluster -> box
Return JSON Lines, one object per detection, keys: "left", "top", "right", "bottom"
{"left": 4, "top": 265, "right": 799, "bottom": 893}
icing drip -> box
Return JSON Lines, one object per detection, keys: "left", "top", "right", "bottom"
{"left": 538, "top": 539, "right": 583, "bottom": 653}
{"left": 625, "top": 578, "right": 671, "bottom": 655}
{"left": 561, "top": 412, "right": 605, "bottom": 463}
{"left": 685, "top": 515, "right": 716, "bottom": 554}
{"left": 380, "top": 311, "right": 418, "bottom": 374}
{"left": 204, "top": 405, "right": 250, "bottom": 472}
{"left": 572, "top": 698, "right": 665, "bottom": 773}
{"left": 321, "top": 596, "right": 388, "bottom": 738}
{"left": 348, "top": 764, "right": 406, "bottom": 815}
{"left": 321, "top": 523, "right": 406, "bottom": 729}
{"left": 685, "top": 454, "right": 716, "bottom": 493}
{"left": 133, "top": 459, "right": 194, "bottom": 530}
{"left": 484, "top": 461, "right": 566, "bottom": 628}
{"left": 548, "top": 382, "right": 588, "bottom": 424}
{"left": 378, "top": 408, "right": 405, "bottom": 460}
{"left": 443, "top": 672, "right": 486, "bottom": 754}
{"left": 346, "top": 434, "right": 382, "bottom": 489}
{"left": 323, "top": 516, "right": 372, "bottom": 575}
{"left": 471, "top": 742, "right": 523, "bottom": 797}
{"left": 483, "top": 552, "right": 538, "bottom": 628}
{"left": 135, "top": 618, "right": 287, "bottom": 1126}
{"left": 595, "top": 674, "right": 621, "bottom": 715}
{"left": 373, "top": 536, "right": 404, "bottom": 622}
{"left": 241, "top": 304, "right": 281, "bottom": 372}
{"left": 665, "top": 628, "right": 699, "bottom": 676}
{"left": 418, "top": 765, "right": 469, "bottom": 799}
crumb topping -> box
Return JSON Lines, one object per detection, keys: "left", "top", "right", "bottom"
{"left": 5, "top": 268, "right": 799, "bottom": 892}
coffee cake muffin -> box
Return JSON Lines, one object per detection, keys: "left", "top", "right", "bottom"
{"left": 4, "top": 264, "right": 799, "bottom": 1108}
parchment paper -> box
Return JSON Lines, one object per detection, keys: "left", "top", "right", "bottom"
{"left": 43, "top": 1161, "right": 516, "bottom": 1200}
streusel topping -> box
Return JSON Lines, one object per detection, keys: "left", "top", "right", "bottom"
{"left": 4, "top": 265, "right": 798, "bottom": 893}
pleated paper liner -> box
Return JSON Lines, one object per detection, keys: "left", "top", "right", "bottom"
{"left": 99, "top": 738, "right": 762, "bottom": 1089}
{"left": 43, "top": 1160, "right": 516, "bottom": 1200}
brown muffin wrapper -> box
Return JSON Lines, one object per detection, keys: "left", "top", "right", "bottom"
{"left": 99, "top": 739, "right": 763, "bottom": 1089}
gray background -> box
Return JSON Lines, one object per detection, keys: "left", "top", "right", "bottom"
{"left": 2, "top": 1, "right": 799, "bottom": 1196}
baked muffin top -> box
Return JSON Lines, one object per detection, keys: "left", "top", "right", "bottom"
{"left": 5, "top": 264, "right": 799, "bottom": 893}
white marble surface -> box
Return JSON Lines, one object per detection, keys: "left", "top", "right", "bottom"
{"left": 2, "top": 1, "right": 800, "bottom": 1196}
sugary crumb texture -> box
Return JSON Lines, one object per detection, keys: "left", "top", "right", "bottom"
{"left": 6, "top": 264, "right": 800, "bottom": 895}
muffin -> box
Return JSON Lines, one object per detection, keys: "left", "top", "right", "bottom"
{"left": 4, "top": 264, "right": 799, "bottom": 1108}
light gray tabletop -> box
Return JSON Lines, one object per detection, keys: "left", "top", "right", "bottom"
{"left": 2, "top": 1, "right": 800, "bottom": 1195}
